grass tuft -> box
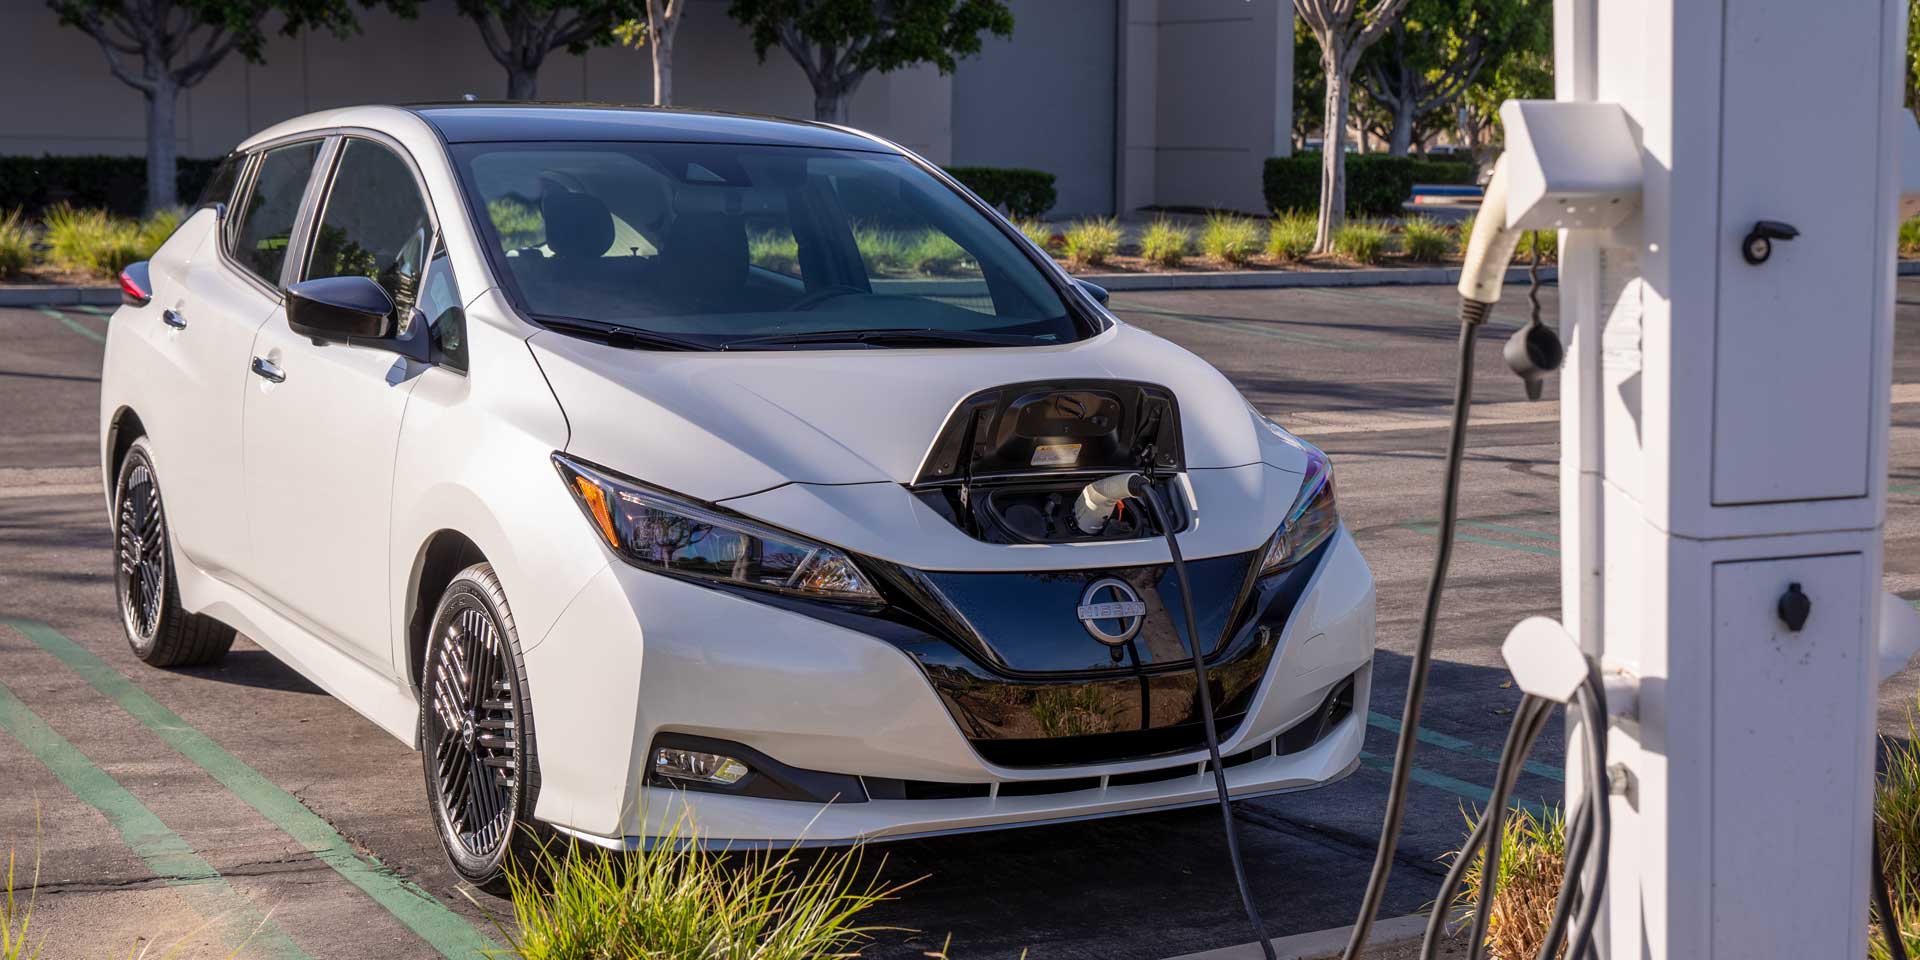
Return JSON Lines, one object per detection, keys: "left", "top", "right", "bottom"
{"left": 1265, "top": 211, "right": 1316, "bottom": 262}
{"left": 1515, "top": 229, "right": 1557, "bottom": 263}
{"left": 1061, "top": 218, "right": 1122, "bottom": 268}
{"left": 498, "top": 812, "right": 902, "bottom": 960}
{"left": 1332, "top": 220, "right": 1394, "bottom": 265}
{"left": 1400, "top": 217, "right": 1453, "bottom": 263}
{"left": 489, "top": 196, "right": 545, "bottom": 251}
{"left": 748, "top": 228, "right": 801, "bottom": 275}
{"left": 1902, "top": 218, "right": 1920, "bottom": 258}
{"left": 0, "top": 210, "right": 34, "bottom": 279}
{"left": 1454, "top": 805, "right": 1566, "bottom": 960}
{"left": 1138, "top": 219, "right": 1192, "bottom": 268}
{"left": 2, "top": 844, "right": 38, "bottom": 960}
{"left": 40, "top": 205, "right": 180, "bottom": 279}
{"left": 1014, "top": 218, "right": 1057, "bottom": 256}
{"left": 1199, "top": 213, "right": 1261, "bottom": 266}
{"left": 1875, "top": 712, "right": 1920, "bottom": 958}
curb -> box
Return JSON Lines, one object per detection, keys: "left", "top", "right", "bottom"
{"left": 1162, "top": 914, "right": 1432, "bottom": 960}
{"left": 4, "top": 261, "right": 1916, "bottom": 306}
{"left": 0, "top": 286, "right": 119, "bottom": 307}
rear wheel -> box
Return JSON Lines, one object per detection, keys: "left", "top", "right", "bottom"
{"left": 114, "top": 438, "right": 234, "bottom": 667}
{"left": 420, "top": 562, "right": 542, "bottom": 891}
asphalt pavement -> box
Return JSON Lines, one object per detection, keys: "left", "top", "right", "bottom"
{"left": 4, "top": 284, "right": 1919, "bottom": 958}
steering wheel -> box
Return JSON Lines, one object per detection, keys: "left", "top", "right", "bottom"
{"left": 786, "top": 284, "right": 865, "bottom": 312}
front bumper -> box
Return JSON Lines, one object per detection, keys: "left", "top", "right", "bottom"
{"left": 523, "top": 528, "right": 1376, "bottom": 844}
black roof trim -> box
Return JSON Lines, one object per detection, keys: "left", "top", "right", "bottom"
{"left": 404, "top": 102, "right": 900, "bottom": 152}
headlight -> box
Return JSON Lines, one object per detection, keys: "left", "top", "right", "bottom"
{"left": 553, "top": 454, "right": 882, "bottom": 604}
{"left": 1257, "top": 421, "right": 1338, "bottom": 576}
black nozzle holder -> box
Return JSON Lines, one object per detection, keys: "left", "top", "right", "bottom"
{"left": 1504, "top": 320, "right": 1565, "bottom": 402}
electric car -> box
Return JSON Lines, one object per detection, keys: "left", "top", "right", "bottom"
{"left": 100, "top": 103, "right": 1376, "bottom": 887}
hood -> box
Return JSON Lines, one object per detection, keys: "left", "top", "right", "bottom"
{"left": 530, "top": 322, "right": 1308, "bottom": 501}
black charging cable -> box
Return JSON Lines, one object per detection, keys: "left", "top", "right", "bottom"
{"left": 1135, "top": 477, "right": 1278, "bottom": 960}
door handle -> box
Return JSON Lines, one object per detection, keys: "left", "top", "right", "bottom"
{"left": 249, "top": 356, "right": 285, "bottom": 383}
{"left": 162, "top": 309, "right": 186, "bottom": 329}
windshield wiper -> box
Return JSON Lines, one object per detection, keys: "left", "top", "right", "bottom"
{"left": 720, "top": 328, "right": 1037, "bottom": 351}
{"left": 530, "top": 314, "right": 715, "bottom": 352}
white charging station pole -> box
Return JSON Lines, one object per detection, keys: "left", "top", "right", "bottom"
{"left": 1550, "top": 0, "right": 1906, "bottom": 954}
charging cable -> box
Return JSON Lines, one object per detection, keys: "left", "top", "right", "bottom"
{"left": 1128, "top": 475, "right": 1279, "bottom": 960}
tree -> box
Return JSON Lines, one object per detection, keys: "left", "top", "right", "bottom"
{"left": 1356, "top": 0, "right": 1547, "bottom": 156}
{"left": 1456, "top": 45, "right": 1550, "bottom": 178}
{"left": 612, "top": 0, "right": 689, "bottom": 105}
{"left": 1292, "top": 18, "right": 1323, "bottom": 149}
{"left": 727, "top": 0, "right": 1013, "bottom": 124}
{"left": 1295, "top": 0, "right": 1414, "bottom": 252}
{"left": 457, "top": 0, "right": 644, "bottom": 99}
{"left": 49, "top": 0, "right": 362, "bottom": 212}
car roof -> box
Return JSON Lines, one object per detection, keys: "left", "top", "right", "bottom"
{"left": 405, "top": 102, "right": 900, "bottom": 152}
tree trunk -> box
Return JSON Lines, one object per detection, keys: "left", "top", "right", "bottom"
{"left": 145, "top": 76, "right": 179, "bottom": 212}
{"left": 652, "top": 31, "right": 673, "bottom": 105}
{"left": 506, "top": 65, "right": 538, "bottom": 100}
{"left": 813, "top": 86, "right": 849, "bottom": 123}
{"left": 1315, "top": 59, "right": 1351, "bottom": 253}
{"left": 1387, "top": 95, "right": 1414, "bottom": 156}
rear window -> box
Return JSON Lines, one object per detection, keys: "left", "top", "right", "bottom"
{"left": 451, "top": 141, "right": 1080, "bottom": 348}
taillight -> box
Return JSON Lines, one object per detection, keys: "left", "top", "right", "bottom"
{"left": 119, "top": 261, "right": 152, "bottom": 307}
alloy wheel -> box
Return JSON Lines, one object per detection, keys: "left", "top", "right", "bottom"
{"left": 426, "top": 604, "right": 520, "bottom": 859}
{"left": 115, "top": 461, "right": 166, "bottom": 645}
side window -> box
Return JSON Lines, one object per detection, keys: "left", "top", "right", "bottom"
{"left": 197, "top": 152, "right": 245, "bottom": 214}
{"left": 305, "top": 138, "right": 434, "bottom": 321}
{"left": 416, "top": 248, "right": 468, "bottom": 371}
{"left": 228, "top": 140, "right": 321, "bottom": 286}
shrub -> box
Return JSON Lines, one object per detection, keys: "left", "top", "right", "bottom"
{"left": 853, "top": 226, "right": 911, "bottom": 274}
{"left": 1515, "top": 229, "right": 1558, "bottom": 263}
{"left": 1263, "top": 152, "right": 1476, "bottom": 218}
{"left": 1138, "top": 219, "right": 1192, "bottom": 268}
{"left": 1199, "top": 213, "right": 1261, "bottom": 266}
{"left": 907, "top": 231, "right": 971, "bottom": 275}
{"left": 488, "top": 196, "right": 544, "bottom": 251}
{"left": 136, "top": 207, "right": 183, "bottom": 253}
{"left": 1061, "top": 218, "right": 1122, "bottom": 268}
{"left": 0, "top": 155, "right": 221, "bottom": 218}
{"left": 748, "top": 228, "right": 800, "bottom": 274}
{"left": 1400, "top": 216, "right": 1453, "bottom": 263}
{"left": 1333, "top": 220, "right": 1394, "bottom": 265}
{"left": 1455, "top": 805, "right": 1567, "bottom": 960}
{"left": 1266, "top": 211, "right": 1316, "bottom": 261}
{"left": 1014, "top": 218, "right": 1057, "bottom": 255}
{"left": 944, "top": 166, "right": 1057, "bottom": 219}
{"left": 42, "top": 205, "right": 147, "bottom": 278}
{"left": 499, "top": 813, "right": 897, "bottom": 960}
{"left": 1902, "top": 217, "right": 1920, "bottom": 258}
{"left": 0, "top": 210, "right": 34, "bottom": 279}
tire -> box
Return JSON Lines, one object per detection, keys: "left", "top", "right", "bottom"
{"left": 114, "top": 438, "right": 234, "bottom": 667}
{"left": 419, "top": 562, "right": 544, "bottom": 892}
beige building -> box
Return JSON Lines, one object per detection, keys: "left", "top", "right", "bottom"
{"left": 1, "top": 0, "right": 1293, "bottom": 216}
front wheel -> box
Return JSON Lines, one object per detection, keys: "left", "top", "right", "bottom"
{"left": 419, "top": 562, "right": 542, "bottom": 891}
{"left": 114, "top": 438, "right": 234, "bottom": 667}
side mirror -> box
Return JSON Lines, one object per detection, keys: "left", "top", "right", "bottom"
{"left": 1075, "top": 278, "right": 1109, "bottom": 305}
{"left": 119, "top": 261, "right": 153, "bottom": 307}
{"left": 287, "top": 275, "right": 395, "bottom": 342}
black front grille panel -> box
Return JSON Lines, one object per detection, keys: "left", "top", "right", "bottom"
{"left": 864, "top": 538, "right": 1332, "bottom": 768}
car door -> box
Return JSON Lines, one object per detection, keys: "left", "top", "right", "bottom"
{"left": 240, "top": 133, "right": 438, "bottom": 673}
{"left": 156, "top": 140, "right": 325, "bottom": 580}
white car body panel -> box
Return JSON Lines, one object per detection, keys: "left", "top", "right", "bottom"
{"left": 99, "top": 103, "right": 1377, "bottom": 848}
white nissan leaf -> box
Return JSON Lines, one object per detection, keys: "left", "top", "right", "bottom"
{"left": 100, "top": 104, "right": 1376, "bottom": 888}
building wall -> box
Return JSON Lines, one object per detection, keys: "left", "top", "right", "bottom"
{"left": 0, "top": 0, "right": 945, "bottom": 161}
{"left": 950, "top": 0, "right": 1118, "bottom": 218}
{"left": 2, "top": 0, "right": 1292, "bottom": 217}
{"left": 1120, "top": 0, "right": 1291, "bottom": 214}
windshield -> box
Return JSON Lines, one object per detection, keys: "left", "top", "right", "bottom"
{"left": 450, "top": 141, "right": 1082, "bottom": 349}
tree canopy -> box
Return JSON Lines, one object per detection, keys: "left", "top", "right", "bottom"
{"left": 454, "top": 0, "right": 645, "bottom": 99}
{"left": 727, "top": 0, "right": 1013, "bottom": 123}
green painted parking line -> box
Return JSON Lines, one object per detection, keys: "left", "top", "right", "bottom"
{"left": 1358, "top": 750, "right": 1547, "bottom": 818}
{"left": 1459, "top": 519, "right": 1558, "bottom": 542}
{"left": 1891, "top": 483, "right": 1920, "bottom": 496}
{"left": 74, "top": 304, "right": 112, "bottom": 318}
{"left": 1367, "top": 711, "right": 1563, "bottom": 782}
{"left": 3, "top": 620, "right": 498, "bottom": 960}
{"left": 1399, "top": 522, "right": 1561, "bottom": 557}
{"left": 34, "top": 306, "right": 104, "bottom": 344}
{"left": 0, "top": 674, "right": 313, "bottom": 960}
